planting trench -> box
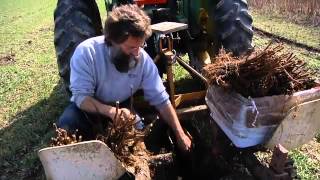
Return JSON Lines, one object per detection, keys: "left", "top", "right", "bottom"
{"left": 120, "top": 110, "right": 257, "bottom": 180}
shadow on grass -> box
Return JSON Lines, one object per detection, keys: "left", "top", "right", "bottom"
{"left": 0, "top": 80, "right": 69, "bottom": 180}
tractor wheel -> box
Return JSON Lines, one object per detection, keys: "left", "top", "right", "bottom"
{"left": 214, "top": 0, "right": 253, "bottom": 56}
{"left": 54, "top": 0, "right": 103, "bottom": 91}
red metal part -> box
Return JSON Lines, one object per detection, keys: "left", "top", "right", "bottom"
{"left": 134, "top": 0, "right": 167, "bottom": 6}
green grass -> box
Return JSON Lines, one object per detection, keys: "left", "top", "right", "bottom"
{"left": 251, "top": 10, "right": 320, "bottom": 49}
{"left": 0, "top": 0, "right": 65, "bottom": 179}
{"left": 252, "top": 10, "right": 320, "bottom": 71}
{"left": 290, "top": 150, "right": 320, "bottom": 179}
{"left": 0, "top": 0, "right": 56, "bottom": 54}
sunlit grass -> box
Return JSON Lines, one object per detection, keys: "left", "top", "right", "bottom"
{"left": 251, "top": 10, "right": 320, "bottom": 49}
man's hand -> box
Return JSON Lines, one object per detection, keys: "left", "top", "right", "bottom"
{"left": 109, "top": 107, "right": 132, "bottom": 121}
{"left": 79, "top": 96, "right": 133, "bottom": 121}
{"left": 175, "top": 130, "right": 192, "bottom": 152}
{"left": 158, "top": 103, "right": 193, "bottom": 152}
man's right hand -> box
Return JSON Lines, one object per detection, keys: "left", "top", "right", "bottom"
{"left": 109, "top": 107, "right": 132, "bottom": 122}
{"left": 80, "top": 96, "right": 133, "bottom": 122}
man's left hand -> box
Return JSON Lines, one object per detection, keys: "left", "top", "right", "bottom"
{"left": 176, "top": 131, "right": 192, "bottom": 152}
{"left": 158, "top": 103, "right": 193, "bottom": 152}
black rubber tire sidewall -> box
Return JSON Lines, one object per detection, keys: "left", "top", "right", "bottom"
{"left": 54, "top": 0, "right": 103, "bottom": 91}
{"left": 213, "top": 0, "right": 253, "bottom": 56}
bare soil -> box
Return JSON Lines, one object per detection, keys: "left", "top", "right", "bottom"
{"left": 0, "top": 51, "right": 15, "bottom": 66}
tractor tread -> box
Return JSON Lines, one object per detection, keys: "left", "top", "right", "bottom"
{"left": 54, "top": 0, "right": 102, "bottom": 90}
{"left": 214, "top": 0, "right": 253, "bottom": 56}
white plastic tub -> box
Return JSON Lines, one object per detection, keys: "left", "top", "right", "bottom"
{"left": 206, "top": 86, "right": 320, "bottom": 148}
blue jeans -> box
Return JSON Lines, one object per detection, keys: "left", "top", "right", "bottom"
{"left": 57, "top": 103, "right": 109, "bottom": 140}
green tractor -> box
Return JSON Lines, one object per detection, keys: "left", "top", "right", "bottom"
{"left": 49, "top": 2, "right": 311, "bottom": 179}
{"left": 54, "top": 0, "right": 253, "bottom": 89}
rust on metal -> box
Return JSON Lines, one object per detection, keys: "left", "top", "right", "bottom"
{"left": 175, "top": 56, "right": 209, "bottom": 87}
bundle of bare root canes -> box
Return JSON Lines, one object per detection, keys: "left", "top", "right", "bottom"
{"left": 96, "top": 102, "right": 153, "bottom": 180}
{"left": 50, "top": 105, "right": 153, "bottom": 179}
{"left": 50, "top": 124, "right": 82, "bottom": 146}
{"left": 202, "top": 43, "right": 318, "bottom": 97}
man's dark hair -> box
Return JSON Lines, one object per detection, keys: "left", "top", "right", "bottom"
{"left": 104, "top": 4, "right": 152, "bottom": 45}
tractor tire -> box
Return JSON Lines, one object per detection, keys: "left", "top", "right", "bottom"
{"left": 54, "top": 0, "right": 103, "bottom": 91}
{"left": 214, "top": 0, "right": 253, "bottom": 56}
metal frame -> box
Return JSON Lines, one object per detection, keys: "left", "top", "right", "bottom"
{"left": 152, "top": 22, "right": 208, "bottom": 110}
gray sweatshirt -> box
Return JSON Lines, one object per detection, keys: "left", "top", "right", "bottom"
{"left": 70, "top": 36, "right": 170, "bottom": 109}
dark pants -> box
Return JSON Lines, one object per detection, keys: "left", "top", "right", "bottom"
{"left": 57, "top": 103, "right": 109, "bottom": 140}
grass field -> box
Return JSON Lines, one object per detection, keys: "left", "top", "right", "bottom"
{"left": 251, "top": 10, "right": 320, "bottom": 49}
{"left": 0, "top": 0, "right": 319, "bottom": 179}
{"left": 0, "top": 0, "right": 64, "bottom": 178}
{"left": 248, "top": 0, "right": 320, "bottom": 27}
